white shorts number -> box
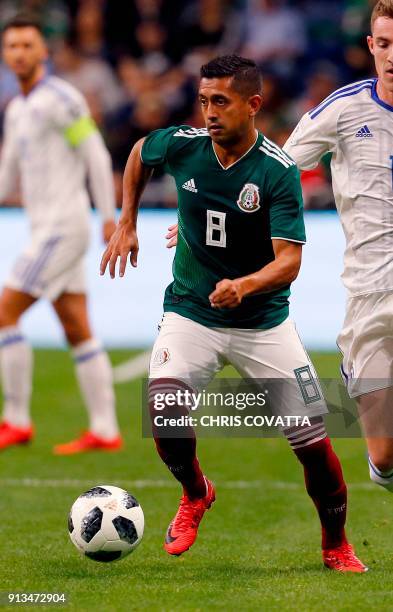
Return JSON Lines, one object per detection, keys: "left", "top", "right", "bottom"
{"left": 206, "top": 210, "right": 226, "bottom": 248}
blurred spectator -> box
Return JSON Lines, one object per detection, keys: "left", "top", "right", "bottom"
{"left": 0, "top": 0, "right": 380, "bottom": 210}
{"left": 242, "top": 0, "right": 307, "bottom": 78}
{"left": 300, "top": 0, "right": 344, "bottom": 64}
{"left": 72, "top": 0, "right": 106, "bottom": 59}
{"left": 287, "top": 61, "right": 341, "bottom": 123}
{"left": 342, "top": 0, "right": 375, "bottom": 80}
{"left": 134, "top": 20, "right": 171, "bottom": 75}
{"left": 52, "top": 41, "right": 125, "bottom": 125}
{"left": 0, "top": 0, "right": 70, "bottom": 42}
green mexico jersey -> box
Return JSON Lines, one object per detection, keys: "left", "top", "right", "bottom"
{"left": 141, "top": 125, "right": 306, "bottom": 329}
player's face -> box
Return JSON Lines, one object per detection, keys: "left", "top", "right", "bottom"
{"left": 198, "top": 77, "right": 261, "bottom": 145}
{"left": 368, "top": 17, "right": 393, "bottom": 91}
{"left": 2, "top": 26, "right": 47, "bottom": 80}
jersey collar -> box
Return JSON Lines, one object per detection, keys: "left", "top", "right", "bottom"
{"left": 211, "top": 129, "right": 260, "bottom": 171}
{"left": 21, "top": 75, "right": 48, "bottom": 99}
{"left": 371, "top": 79, "right": 393, "bottom": 112}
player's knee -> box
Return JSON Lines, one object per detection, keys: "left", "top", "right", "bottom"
{"left": 0, "top": 302, "right": 19, "bottom": 327}
{"left": 148, "top": 378, "right": 191, "bottom": 422}
{"left": 283, "top": 416, "right": 327, "bottom": 453}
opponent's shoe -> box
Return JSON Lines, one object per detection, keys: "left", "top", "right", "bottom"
{"left": 323, "top": 543, "right": 368, "bottom": 573}
{"left": 0, "top": 421, "right": 34, "bottom": 449}
{"left": 53, "top": 431, "right": 123, "bottom": 455}
{"left": 164, "top": 478, "right": 215, "bottom": 556}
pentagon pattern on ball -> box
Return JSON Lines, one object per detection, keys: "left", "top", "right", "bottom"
{"left": 112, "top": 516, "right": 138, "bottom": 545}
{"left": 68, "top": 513, "right": 74, "bottom": 534}
{"left": 81, "top": 507, "right": 103, "bottom": 543}
{"left": 85, "top": 550, "right": 122, "bottom": 562}
{"left": 122, "top": 492, "right": 139, "bottom": 509}
{"left": 80, "top": 486, "right": 112, "bottom": 498}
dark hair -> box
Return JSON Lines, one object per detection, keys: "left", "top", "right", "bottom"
{"left": 2, "top": 13, "right": 44, "bottom": 35}
{"left": 200, "top": 55, "right": 262, "bottom": 98}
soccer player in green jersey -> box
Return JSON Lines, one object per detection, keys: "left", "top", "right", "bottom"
{"left": 101, "top": 55, "right": 366, "bottom": 572}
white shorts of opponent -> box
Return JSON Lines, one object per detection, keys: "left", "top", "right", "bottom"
{"left": 5, "top": 231, "right": 88, "bottom": 301}
{"left": 338, "top": 291, "right": 393, "bottom": 398}
{"left": 149, "top": 312, "right": 327, "bottom": 419}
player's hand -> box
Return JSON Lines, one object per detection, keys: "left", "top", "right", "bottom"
{"left": 166, "top": 223, "right": 178, "bottom": 248}
{"left": 102, "top": 219, "right": 117, "bottom": 244}
{"left": 100, "top": 221, "right": 139, "bottom": 278}
{"left": 209, "top": 278, "right": 244, "bottom": 309}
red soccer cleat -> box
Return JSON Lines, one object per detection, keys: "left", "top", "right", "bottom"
{"left": 0, "top": 421, "right": 33, "bottom": 449}
{"left": 164, "top": 478, "right": 215, "bottom": 556}
{"left": 323, "top": 543, "right": 368, "bottom": 573}
{"left": 53, "top": 431, "right": 123, "bottom": 455}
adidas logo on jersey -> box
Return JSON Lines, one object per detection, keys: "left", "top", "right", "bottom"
{"left": 355, "top": 125, "right": 373, "bottom": 138}
{"left": 182, "top": 178, "right": 198, "bottom": 193}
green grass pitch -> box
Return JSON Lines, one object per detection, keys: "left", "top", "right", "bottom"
{"left": 1, "top": 351, "right": 393, "bottom": 611}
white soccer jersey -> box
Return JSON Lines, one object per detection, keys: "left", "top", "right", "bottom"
{"left": 284, "top": 78, "right": 393, "bottom": 296}
{"left": 0, "top": 75, "right": 97, "bottom": 237}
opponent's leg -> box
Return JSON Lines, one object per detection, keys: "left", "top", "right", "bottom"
{"left": 284, "top": 421, "right": 367, "bottom": 572}
{"left": 338, "top": 293, "right": 393, "bottom": 491}
{"left": 357, "top": 388, "right": 393, "bottom": 492}
{"left": 149, "top": 313, "right": 223, "bottom": 555}
{"left": 0, "top": 287, "right": 35, "bottom": 449}
{"left": 52, "top": 292, "right": 121, "bottom": 454}
{"left": 231, "top": 319, "right": 366, "bottom": 572}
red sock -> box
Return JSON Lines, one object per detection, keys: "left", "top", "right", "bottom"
{"left": 149, "top": 379, "right": 206, "bottom": 500}
{"left": 294, "top": 437, "right": 348, "bottom": 550}
{"left": 154, "top": 436, "right": 206, "bottom": 499}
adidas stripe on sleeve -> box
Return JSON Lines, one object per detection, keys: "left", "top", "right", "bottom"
{"left": 283, "top": 79, "right": 374, "bottom": 170}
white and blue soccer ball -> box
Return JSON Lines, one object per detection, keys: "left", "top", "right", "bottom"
{"left": 68, "top": 485, "right": 144, "bottom": 562}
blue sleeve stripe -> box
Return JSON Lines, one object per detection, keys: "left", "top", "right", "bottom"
{"left": 309, "top": 85, "right": 373, "bottom": 119}
{"left": 313, "top": 79, "right": 374, "bottom": 107}
{"left": 308, "top": 80, "right": 375, "bottom": 117}
{"left": 45, "top": 79, "right": 81, "bottom": 114}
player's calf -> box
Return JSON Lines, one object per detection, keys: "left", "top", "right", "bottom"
{"left": 287, "top": 425, "right": 348, "bottom": 551}
{"left": 284, "top": 420, "right": 367, "bottom": 571}
{"left": 149, "top": 378, "right": 207, "bottom": 500}
{"left": 366, "top": 437, "right": 393, "bottom": 492}
{"left": 0, "top": 326, "right": 33, "bottom": 430}
{"left": 368, "top": 456, "right": 393, "bottom": 492}
{"left": 149, "top": 379, "right": 214, "bottom": 555}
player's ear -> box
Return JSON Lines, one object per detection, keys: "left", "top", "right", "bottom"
{"left": 248, "top": 94, "right": 262, "bottom": 117}
{"left": 367, "top": 35, "right": 375, "bottom": 56}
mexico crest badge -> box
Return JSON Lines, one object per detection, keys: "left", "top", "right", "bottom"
{"left": 237, "top": 183, "right": 261, "bottom": 213}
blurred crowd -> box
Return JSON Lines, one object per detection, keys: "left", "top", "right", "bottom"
{"left": 0, "top": 0, "right": 377, "bottom": 209}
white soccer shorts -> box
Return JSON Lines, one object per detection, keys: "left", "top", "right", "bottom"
{"left": 338, "top": 291, "right": 393, "bottom": 398}
{"left": 149, "top": 312, "right": 327, "bottom": 418}
{"left": 6, "top": 232, "right": 88, "bottom": 301}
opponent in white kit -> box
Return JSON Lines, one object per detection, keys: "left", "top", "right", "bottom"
{"left": 284, "top": 0, "right": 393, "bottom": 490}
{"left": 0, "top": 14, "right": 122, "bottom": 453}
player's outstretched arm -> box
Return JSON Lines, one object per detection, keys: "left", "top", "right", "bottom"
{"left": 209, "top": 239, "right": 302, "bottom": 309}
{"left": 100, "top": 138, "right": 153, "bottom": 278}
{"left": 79, "top": 131, "right": 117, "bottom": 243}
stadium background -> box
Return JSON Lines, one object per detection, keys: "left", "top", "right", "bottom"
{"left": 0, "top": 0, "right": 374, "bottom": 350}
{"left": 3, "top": 2, "right": 393, "bottom": 610}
